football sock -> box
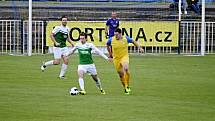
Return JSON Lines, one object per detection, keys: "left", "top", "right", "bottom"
{"left": 120, "top": 75, "right": 126, "bottom": 88}
{"left": 95, "top": 78, "right": 103, "bottom": 89}
{"left": 44, "top": 60, "right": 54, "bottom": 66}
{"left": 59, "top": 63, "right": 68, "bottom": 77}
{"left": 78, "top": 78, "right": 85, "bottom": 91}
{"left": 124, "top": 71, "right": 130, "bottom": 88}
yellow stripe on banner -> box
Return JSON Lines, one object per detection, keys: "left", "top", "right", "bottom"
{"left": 46, "top": 21, "right": 179, "bottom": 47}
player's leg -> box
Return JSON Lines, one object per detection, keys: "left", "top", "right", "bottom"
{"left": 59, "top": 47, "right": 70, "bottom": 79}
{"left": 77, "top": 65, "right": 86, "bottom": 95}
{"left": 117, "top": 70, "right": 125, "bottom": 87}
{"left": 87, "top": 64, "right": 105, "bottom": 94}
{"left": 120, "top": 56, "right": 131, "bottom": 91}
{"left": 121, "top": 62, "right": 131, "bottom": 94}
{"left": 41, "top": 47, "right": 61, "bottom": 71}
{"left": 182, "top": 0, "right": 188, "bottom": 14}
{"left": 91, "top": 75, "right": 106, "bottom": 94}
{"left": 114, "top": 59, "right": 126, "bottom": 88}
{"left": 121, "top": 58, "right": 130, "bottom": 87}
{"left": 59, "top": 55, "right": 69, "bottom": 79}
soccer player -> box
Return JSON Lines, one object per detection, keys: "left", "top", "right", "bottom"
{"left": 106, "top": 28, "right": 144, "bottom": 95}
{"left": 187, "top": 0, "right": 200, "bottom": 14}
{"left": 65, "top": 32, "right": 111, "bottom": 95}
{"left": 41, "top": 15, "right": 73, "bottom": 79}
{"left": 105, "top": 12, "right": 120, "bottom": 38}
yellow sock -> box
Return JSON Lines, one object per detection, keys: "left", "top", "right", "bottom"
{"left": 120, "top": 76, "right": 126, "bottom": 88}
{"left": 124, "top": 71, "right": 130, "bottom": 88}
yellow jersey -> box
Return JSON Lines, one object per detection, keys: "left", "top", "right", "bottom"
{"left": 106, "top": 36, "right": 133, "bottom": 60}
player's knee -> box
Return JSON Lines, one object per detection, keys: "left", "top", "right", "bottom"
{"left": 91, "top": 75, "right": 98, "bottom": 81}
{"left": 93, "top": 77, "right": 98, "bottom": 82}
{"left": 63, "top": 58, "right": 69, "bottom": 65}
{"left": 118, "top": 72, "right": 124, "bottom": 78}
{"left": 53, "top": 60, "right": 60, "bottom": 65}
{"left": 64, "top": 61, "right": 69, "bottom": 65}
{"left": 122, "top": 63, "right": 129, "bottom": 72}
{"left": 78, "top": 71, "right": 84, "bottom": 78}
{"left": 124, "top": 67, "right": 129, "bottom": 72}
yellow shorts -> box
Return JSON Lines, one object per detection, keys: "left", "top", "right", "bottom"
{"left": 113, "top": 56, "right": 129, "bottom": 72}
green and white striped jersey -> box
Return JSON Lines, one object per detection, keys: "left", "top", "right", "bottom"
{"left": 52, "top": 25, "right": 70, "bottom": 48}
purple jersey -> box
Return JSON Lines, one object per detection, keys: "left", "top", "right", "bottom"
{"left": 106, "top": 18, "right": 119, "bottom": 37}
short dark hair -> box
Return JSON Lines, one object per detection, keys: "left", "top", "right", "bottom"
{"left": 61, "top": 15, "right": 68, "bottom": 20}
{"left": 80, "top": 32, "right": 87, "bottom": 39}
{"left": 115, "top": 28, "right": 122, "bottom": 33}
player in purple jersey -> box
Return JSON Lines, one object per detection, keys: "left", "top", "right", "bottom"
{"left": 105, "top": 12, "right": 120, "bottom": 38}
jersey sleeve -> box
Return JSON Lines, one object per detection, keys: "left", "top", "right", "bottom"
{"left": 106, "top": 19, "right": 110, "bottom": 26}
{"left": 126, "top": 36, "right": 133, "bottom": 43}
{"left": 116, "top": 20, "right": 120, "bottom": 28}
{"left": 65, "top": 43, "right": 78, "bottom": 56}
{"left": 88, "top": 43, "right": 95, "bottom": 50}
{"left": 52, "top": 26, "right": 60, "bottom": 35}
{"left": 66, "top": 26, "right": 70, "bottom": 32}
{"left": 106, "top": 38, "right": 112, "bottom": 46}
{"left": 90, "top": 43, "right": 108, "bottom": 60}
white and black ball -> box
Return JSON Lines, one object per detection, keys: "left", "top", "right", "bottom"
{"left": 69, "top": 87, "right": 79, "bottom": 95}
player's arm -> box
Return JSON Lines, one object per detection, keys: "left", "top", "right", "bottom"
{"left": 50, "top": 33, "right": 60, "bottom": 47}
{"left": 116, "top": 20, "right": 119, "bottom": 28}
{"left": 91, "top": 44, "right": 111, "bottom": 62}
{"left": 126, "top": 36, "right": 144, "bottom": 53}
{"left": 67, "top": 36, "right": 74, "bottom": 47}
{"left": 66, "top": 28, "right": 74, "bottom": 47}
{"left": 106, "top": 38, "right": 113, "bottom": 58}
{"left": 105, "top": 26, "right": 109, "bottom": 38}
{"left": 64, "top": 46, "right": 77, "bottom": 57}
{"left": 50, "top": 27, "right": 60, "bottom": 47}
{"left": 105, "top": 20, "right": 110, "bottom": 38}
{"left": 105, "top": 26, "right": 109, "bottom": 34}
{"left": 133, "top": 41, "right": 144, "bottom": 53}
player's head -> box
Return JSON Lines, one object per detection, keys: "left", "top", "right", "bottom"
{"left": 61, "top": 15, "right": 68, "bottom": 26}
{"left": 114, "top": 28, "right": 122, "bottom": 39}
{"left": 111, "top": 12, "right": 117, "bottom": 19}
{"left": 79, "top": 32, "right": 87, "bottom": 44}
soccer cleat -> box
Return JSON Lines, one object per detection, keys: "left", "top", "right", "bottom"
{"left": 40, "top": 64, "right": 46, "bottom": 72}
{"left": 79, "top": 90, "right": 86, "bottom": 95}
{"left": 124, "top": 87, "right": 131, "bottom": 95}
{"left": 126, "top": 87, "right": 131, "bottom": 93}
{"left": 59, "top": 76, "right": 66, "bottom": 79}
{"left": 124, "top": 89, "right": 130, "bottom": 95}
{"left": 124, "top": 91, "right": 130, "bottom": 95}
{"left": 100, "top": 89, "right": 106, "bottom": 95}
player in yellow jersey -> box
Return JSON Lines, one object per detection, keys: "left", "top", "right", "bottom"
{"left": 106, "top": 28, "right": 144, "bottom": 95}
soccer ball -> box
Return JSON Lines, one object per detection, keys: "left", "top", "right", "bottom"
{"left": 69, "top": 87, "right": 79, "bottom": 95}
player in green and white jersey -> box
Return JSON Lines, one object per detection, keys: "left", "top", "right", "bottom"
{"left": 65, "top": 32, "right": 112, "bottom": 95}
{"left": 41, "top": 15, "right": 73, "bottom": 79}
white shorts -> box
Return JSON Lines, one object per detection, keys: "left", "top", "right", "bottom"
{"left": 78, "top": 64, "right": 97, "bottom": 75}
{"left": 53, "top": 47, "right": 68, "bottom": 59}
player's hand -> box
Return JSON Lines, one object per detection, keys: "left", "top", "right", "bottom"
{"left": 54, "top": 42, "right": 60, "bottom": 47}
{"left": 108, "top": 54, "right": 113, "bottom": 58}
{"left": 105, "top": 32, "right": 108, "bottom": 39}
{"left": 139, "top": 47, "right": 144, "bottom": 53}
{"left": 108, "top": 58, "right": 113, "bottom": 63}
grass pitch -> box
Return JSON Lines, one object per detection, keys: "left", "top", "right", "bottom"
{"left": 0, "top": 55, "right": 215, "bottom": 121}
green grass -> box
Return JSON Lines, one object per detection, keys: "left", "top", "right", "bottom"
{"left": 0, "top": 55, "right": 215, "bottom": 121}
